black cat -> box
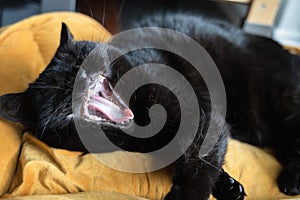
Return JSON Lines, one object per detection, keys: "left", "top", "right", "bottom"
{"left": 0, "top": 13, "right": 299, "bottom": 199}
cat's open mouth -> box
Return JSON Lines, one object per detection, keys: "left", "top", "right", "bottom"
{"left": 82, "top": 74, "right": 134, "bottom": 127}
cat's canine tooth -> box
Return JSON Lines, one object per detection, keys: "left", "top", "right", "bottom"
{"left": 97, "top": 74, "right": 105, "bottom": 82}
{"left": 66, "top": 114, "right": 74, "bottom": 119}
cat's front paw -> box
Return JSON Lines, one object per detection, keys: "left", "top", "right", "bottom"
{"left": 165, "top": 184, "right": 210, "bottom": 200}
{"left": 278, "top": 167, "right": 300, "bottom": 196}
{"left": 212, "top": 171, "right": 246, "bottom": 200}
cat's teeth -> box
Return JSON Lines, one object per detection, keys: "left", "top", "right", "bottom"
{"left": 66, "top": 114, "right": 74, "bottom": 119}
{"left": 97, "top": 74, "right": 105, "bottom": 82}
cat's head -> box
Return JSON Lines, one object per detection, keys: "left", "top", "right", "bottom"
{"left": 0, "top": 23, "right": 134, "bottom": 149}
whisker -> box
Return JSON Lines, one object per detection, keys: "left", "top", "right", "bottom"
{"left": 286, "top": 110, "right": 300, "bottom": 121}
{"left": 102, "top": 0, "right": 106, "bottom": 26}
{"left": 200, "top": 158, "right": 223, "bottom": 173}
{"left": 117, "top": 0, "right": 126, "bottom": 25}
{"left": 87, "top": 0, "right": 94, "bottom": 20}
{"left": 30, "top": 86, "right": 65, "bottom": 90}
{"left": 38, "top": 103, "right": 66, "bottom": 140}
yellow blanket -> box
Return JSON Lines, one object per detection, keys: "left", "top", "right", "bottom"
{"left": 0, "top": 12, "right": 299, "bottom": 200}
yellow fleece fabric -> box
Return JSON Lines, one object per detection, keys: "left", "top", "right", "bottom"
{"left": 0, "top": 12, "right": 299, "bottom": 200}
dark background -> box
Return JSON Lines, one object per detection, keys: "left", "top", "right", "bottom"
{"left": 0, "top": 0, "right": 249, "bottom": 34}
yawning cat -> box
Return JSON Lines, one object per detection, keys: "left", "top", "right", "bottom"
{"left": 1, "top": 13, "right": 299, "bottom": 199}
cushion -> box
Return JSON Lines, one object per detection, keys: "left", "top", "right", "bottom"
{"left": 0, "top": 11, "right": 299, "bottom": 200}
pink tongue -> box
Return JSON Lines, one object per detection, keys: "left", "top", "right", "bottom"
{"left": 88, "top": 96, "right": 134, "bottom": 123}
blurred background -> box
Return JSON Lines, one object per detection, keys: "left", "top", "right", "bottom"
{"left": 0, "top": 0, "right": 299, "bottom": 47}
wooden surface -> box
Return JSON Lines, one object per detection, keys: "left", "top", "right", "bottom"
{"left": 216, "top": 0, "right": 251, "bottom": 3}
{"left": 246, "top": 0, "right": 281, "bottom": 25}
{"left": 76, "top": 0, "right": 120, "bottom": 34}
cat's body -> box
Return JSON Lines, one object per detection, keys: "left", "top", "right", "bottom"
{"left": 0, "top": 13, "right": 299, "bottom": 199}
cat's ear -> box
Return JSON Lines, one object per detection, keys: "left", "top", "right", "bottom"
{"left": 59, "top": 22, "right": 74, "bottom": 47}
{"left": 0, "top": 93, "right": 31, "bottom": 125}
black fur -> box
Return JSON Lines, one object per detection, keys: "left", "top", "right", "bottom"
{"left": 0, "top": 14, "right": 299, "bottom": 199}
